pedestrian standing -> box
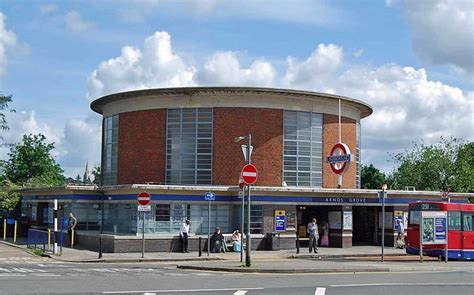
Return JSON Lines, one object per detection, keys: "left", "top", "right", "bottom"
{"left": 396, "top": 219, "right": 405, "bottom": 249}
{"left": 307, "top": 218, "right": 319, "bottom": 253}
{"left": 179, "top": 219, "right": 191, "bottom": 253}
{"left": 68, "top": 213, "right": 77, "bottom": 247}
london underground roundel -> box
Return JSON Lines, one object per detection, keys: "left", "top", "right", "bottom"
{"left": 326, "top": 143, "right": 352, "bottom": 175}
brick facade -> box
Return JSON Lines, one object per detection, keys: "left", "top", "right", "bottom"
{"left": 322, "top": 114, "right": 357, "bottom": 189}
{"left": 117, "top": 109, "right": 166, "bottom": 184}
{"left": 213, "top": 107, "right": 283, "bottom": 186}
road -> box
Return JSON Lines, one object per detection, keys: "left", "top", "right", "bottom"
{"left": 0, "top": 259, "right": 473, "bottom": 294}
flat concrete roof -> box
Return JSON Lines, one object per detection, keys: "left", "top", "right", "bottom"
{"left": 90, "top": 87, "right": 373, "bottom": 119}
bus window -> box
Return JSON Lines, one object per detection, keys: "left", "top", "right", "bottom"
{"left": 409, "top": 210, "right": 420, "bottom": 225}
{"left": 448, "top": 211, "right": 462, "bottom": 230}
{"left": 463, "top": 212, "right": 474, "bottom": 231}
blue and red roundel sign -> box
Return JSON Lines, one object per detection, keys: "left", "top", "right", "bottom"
{"left": 327, "top": 143, "right": 352, "bottom": 175}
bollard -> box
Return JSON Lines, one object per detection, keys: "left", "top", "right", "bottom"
{"left": 13, "top": 221, "right": 17, "bottom": 244}
{"left": 198, "top": 237, "right": 202, "bottom": 257}
{"left": 71, "top": 229, "right": 75, "bottom": 248}
{"left": 48, "top": 229, "right": 51, "bottom": 250}
{"left": 296, "top": 233, "right": 300, "bottom": 254}
{"left": 3, "top": 219, "right": 6, "bottom": 240}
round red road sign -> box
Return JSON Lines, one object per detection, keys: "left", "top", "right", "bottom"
{"left": 137, "top": 191, "right": 151, "bottom": 206}
{"left": 327, "top": 143, "right": 352, "bottom": 175}
{"left": 242, "top": 164, "right": 258, "bottom": 185}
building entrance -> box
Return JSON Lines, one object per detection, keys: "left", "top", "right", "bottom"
{"left": 352, "top": 206, "right": 377, "bottom": 245}
{"left": 296, "top": 205, "right": 340, "bottom": 238}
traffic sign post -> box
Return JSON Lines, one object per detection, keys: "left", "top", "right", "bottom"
{"left": 205, "top": 192, "right": 215, "bottom": 256}
{"left": 137, "top": 192, "right": 151, "bottom": 258}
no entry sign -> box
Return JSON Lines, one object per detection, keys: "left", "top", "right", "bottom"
{"left": 137, "top": 191, "right": 151, "bottom": 206}
{"left": 242, "top": 164, "right": 258, "bottom": 185}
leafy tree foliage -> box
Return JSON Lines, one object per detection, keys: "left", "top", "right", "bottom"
{"left": 92, "top": 165, "right": 101, "bottom": 185}
{"left": 0, "top": 180, "right": 20, "bottom": 210}
{"left": 0, "top": 94, "right": 14, "bottom": 132}
{"left": 361, "top": 164, "right": 387, "bottom": 189}
{"left": 389, "top": 137, "right": 473, "bottom": 193}
{"left": 4, "top": 134, "right": 65, "bottom": 186}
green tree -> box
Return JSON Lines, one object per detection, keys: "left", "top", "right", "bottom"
{"left": 0, "top": 94, "right": 15, "bottom": 142}
{"left": 0, "top": 180, "right": 20, "bottom": 210}
{"left": 4, "top": 134, "right": 65, "bottom": 186}
{"left": 451, "top": 142, "right": 474, "bottom": 193}
{"left": 389, "top": 137, "right": 473, "bottom": 192}
{"left": 92, "top": 165, "right": 101, "bottom": 185}
{"left": 361, "top": 164, "right": 387, "bottom": 189}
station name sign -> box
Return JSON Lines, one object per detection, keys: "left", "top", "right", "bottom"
{"left": 313, "top": 197, "right": 378, "bottom": 204}
{"left": 326, "top": 154, "right": 351, "bottom": 164}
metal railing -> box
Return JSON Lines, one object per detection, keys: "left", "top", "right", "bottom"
{"left": 27, "top": 229, "right": 54, "bottom": 251}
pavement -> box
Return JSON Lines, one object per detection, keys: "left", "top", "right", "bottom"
{"left": 2, "top": 238, "right": 473, "bottom": 275}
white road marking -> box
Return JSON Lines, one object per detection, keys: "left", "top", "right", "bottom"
{"left": 103, "top": 287, "right": 265, "bottom": 294}
{"left": 0, "top": 268, "right": 12, "bottom": 273}
{"left": 331, "top": 282, "right": 474, "bottom": 287}
{"left": 234, "top": 291, "right": 247, "bottom": 295}
{"left": 32, "top": 273, "right": 61, "bottom": 277}
{"left": 315, "top": 287, "right": 326, "bottom": 295}
{"left": 0, "top": 274, "right": 27, "bottom": 277}
{"left": 144, "top": 293, "right": 156, "bottom": 295}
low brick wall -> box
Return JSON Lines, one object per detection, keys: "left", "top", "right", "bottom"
{"left": 75, "top": 233, "right": 296, "bottom": 253}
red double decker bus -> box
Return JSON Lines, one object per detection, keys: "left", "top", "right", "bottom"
{"left": 406, "top": 201, "right": 474, "bottom": 260}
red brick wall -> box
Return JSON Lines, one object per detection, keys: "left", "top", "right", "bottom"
{"left": 213, "top": 108, "right": 283, "bottom": 186}
{"left": 117, "top": 109, "right": 166, "bottom": 184}
{"left": 322, "top": 114, "right": 357, "bottom": 189}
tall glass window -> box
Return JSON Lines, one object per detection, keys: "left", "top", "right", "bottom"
{"left": 283, "top": 111, "right": 323, "bottom": 187}
{"left": 166, "top": 108, "right": 213, "bottom": 185}
{"left": 102, "top": 115, "right": 119, "bottom": 186}
{"left": 356, "top": 121, "right": 361, "bottom": 189}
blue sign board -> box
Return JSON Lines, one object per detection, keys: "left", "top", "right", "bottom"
{"left": 204, "top": 192, "right": 215, "bottom": 201}
{"left": 435, "top": 217, "right": 447, "bottom": 241}
{"left": 274, "top": 210, "right": 286, "bottom": 232}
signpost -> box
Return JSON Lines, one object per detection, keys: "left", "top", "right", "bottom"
{"left": 205, "top": 192, "right": 215, "bottom": 256}
{"left": 137, "top": 192, "right": 151, "bottom": 258}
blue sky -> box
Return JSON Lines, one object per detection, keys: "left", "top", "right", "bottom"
{"left": 1, "top": 0, "right": 473, "bottom": 178}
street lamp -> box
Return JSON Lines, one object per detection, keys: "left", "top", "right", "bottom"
{"left": 235, "top": 133, "right": 252, "bottom": 267}
{"left": 380, "top": 184, "right": 387, "bottom": 263}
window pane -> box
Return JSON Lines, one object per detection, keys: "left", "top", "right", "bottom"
{"left": 166, "top": 108, "right": 213, "bottom": 185}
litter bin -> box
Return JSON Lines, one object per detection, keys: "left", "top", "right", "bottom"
{"left": 266, "top": 232, "right": 281, "bottom": 251}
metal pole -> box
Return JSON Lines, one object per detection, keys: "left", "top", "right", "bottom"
{"left": 198, "top": 237, "right": 202, "bottom": 257}
{"left": 99, "top": 193, "right": 104, "bottom": 259}
{"left": 246, "top": 134, "right": 252, "bottom": 267}
{"left": 53, "top": 200, "right": 58, "bottom": 255}
{"left": 241, "top": 186, "right": 244, "bottom": 263}
{"left": 445, "top": 211, "right": 449, "bottom": 263}
{"left": 141, "top": 211, "right": 145, "bottom": 258}
{"left": 338, "top": 98, "right": 342, "bottom": 189}
{"left": 420, "top": 212, "right": 423, "bottom": 263}
{"left": 207, "top": 200, "right": 210, "bottom": 256}
{"left": 381, "top": 190, "right": 385, "bottom": 262}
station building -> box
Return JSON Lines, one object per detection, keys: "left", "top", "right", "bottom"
{"left": 20, "top": 87, "right": 472, "bottom": 252}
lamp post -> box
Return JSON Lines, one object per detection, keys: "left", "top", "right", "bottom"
{"left": 380, "top": 184, "right": 387, "bottom": 263}
{"left": 235, "top": 134, "right": 252, "bottom": 267}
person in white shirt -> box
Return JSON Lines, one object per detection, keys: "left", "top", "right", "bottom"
{"left": 179, "top": 219, "right": 191, "bottom": 253}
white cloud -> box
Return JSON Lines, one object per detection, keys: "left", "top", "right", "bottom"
{"left": 39, "top": 4, "right": 58, "bottom": 15}
{"left": 0, "top": 111, "right": 101, "bottom": 178}
{"left": 0, "top": 12, "right": 17, "bottom": 76}
{"left": 392, "top": 0, "right": 474, "bottom": 77}
{"left": 283, "top": 43, "right": 343, "bottom": 89}
{"left": 199, "top": 51, "right": 276, "bottom": 86}
{"left": 87, "top": 31, "right": 197, "bottom": 100}
{"left": 64, "top": 11, "right": 94, "bottom": 32}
